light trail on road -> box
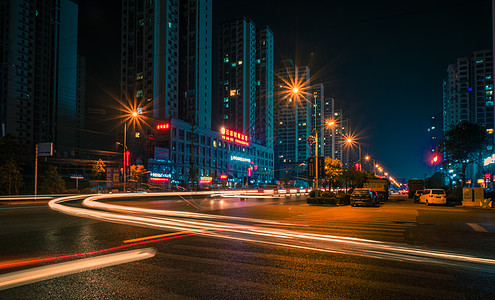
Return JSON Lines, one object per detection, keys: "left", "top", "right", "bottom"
{"left": 49, "top": 194, "right": 495, "bottom": 274}
{"left": 0, "top": 248, "right": 156, "bottom": 291}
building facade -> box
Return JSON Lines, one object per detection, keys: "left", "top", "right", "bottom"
{"left": 273, "top": 61, "right": 311, "bottom": 180}
{"left": 0, "top": 0, "right": 81, "bottom": 154}
{"left": 121, "top": 3, "right": 274, "bottom": 187}
{"left": 443, "top": 49, "right": 494, "bottom": 142}
{"left": 217, "top": 18, "right": 256, "bottom": 136}
{"left": 254, "top": 26, "right": 274, "bottom": 149}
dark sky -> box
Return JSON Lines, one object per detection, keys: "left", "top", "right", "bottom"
{"left": 79, "top": 0, "right": 493, "bottom": 181}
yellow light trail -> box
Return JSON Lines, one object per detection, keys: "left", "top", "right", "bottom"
{"left": 123, "top": 229, "right": 206, "bottom": 244}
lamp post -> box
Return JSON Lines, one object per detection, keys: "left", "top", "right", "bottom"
{"left": 288, "top": 85, "right": 335, "bottom": 197}
{"left": 122, "top": 111, "right": 139, "bottom": 192}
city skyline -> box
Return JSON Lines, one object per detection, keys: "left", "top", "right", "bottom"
{"left": 78, "top": 0, "right": 494, "bottom": 180}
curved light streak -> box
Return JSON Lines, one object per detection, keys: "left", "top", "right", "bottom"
{"left": 49, "top": 194, "right": 495, "bottom": 273}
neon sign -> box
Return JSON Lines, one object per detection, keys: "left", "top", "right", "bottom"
{"left": 150, "top": 177, "right": 169, "bottom": 182}
{"left": 150, "top": 173, "right": 171, "bottom": 178}
{"left": 220, "top": 174, "right": 228, "bottom": 180}
{"left": 220, "top": 127, "right": 249, "bottom": 146}
{"left": 200, "top": 176, "right": 212, "bottom": 184}
{"left": 484, "top": 154, "right": 495, "bottom": 166}
{"left": 230, "top": 155, "right": 252, "bottom": 164}
{"left": 156, "top": 123, "right": 170, "bottom": 130}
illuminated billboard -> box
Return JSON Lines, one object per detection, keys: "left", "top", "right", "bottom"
{"left": 220, "top": 127, "right": 249, "bottom": 146}
{"left": 230, "top": 155, "right": 252, "bottom": 164}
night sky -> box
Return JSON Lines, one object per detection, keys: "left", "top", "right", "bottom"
{"left": 79, "top": 0, "right": 493, "bottom": 181}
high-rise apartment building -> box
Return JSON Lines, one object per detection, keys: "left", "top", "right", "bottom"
{"left": 322, "top": 97, "right": 335, "bottom": 159}
{"left": 274, "top": 61, "right": 311, "bottom": 179}
{"left": 121, "top": 3, "right": 273, "bottom": 187}
{"left": 0, "top": 0, "right": 81, "bottom": 154}
{"left": 121, "top": 0, "right": 179, "bottom": 124}
{"left": 254, "top": 26, "right": 274, "bottom": 148}
{"left": 179, "top": 0, "right": 211, "bottom": 129}
{"left": 217, "top": 18, "right": 256, "bottom": 136}
{"left": 443, "top": 49, "right": 494, "bottom": 142}
{"left": 312, "top": 83, "right": 325, "bottom": 157}
{"left": 333, "top": 109, "right": 349, "bottom": 168}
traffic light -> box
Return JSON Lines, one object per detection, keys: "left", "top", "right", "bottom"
{"left": 430, "top": 154, "right": 441, "bottom": 166}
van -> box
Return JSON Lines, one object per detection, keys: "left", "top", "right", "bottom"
{"left": 419, "top": 189, "right": 447, "bottom": 205}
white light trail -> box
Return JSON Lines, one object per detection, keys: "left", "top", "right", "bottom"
{"left": 0, "top": 248, "right": 156, "bottom": 291}
{"left": 48, "top": 194, "right": 495, "bottom": 273}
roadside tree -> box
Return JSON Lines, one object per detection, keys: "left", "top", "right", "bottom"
{"left": 438, "top": 121, "right": 488, "bottom": 188}
{"left": 130, "top": 164, "right": 147, "bottom": 186}
{"left": 40, "top": 165, "right": 65, "bottom": 194}
{"left": 324, "top": 157, "right": 343, "bottom": 188}
{"left": 0, "top": 158, "right": 23, "bottom": 195}
{"left": 91, "top": 159, "right": 106, "bottom": 180}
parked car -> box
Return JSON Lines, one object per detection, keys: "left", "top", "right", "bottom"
{"left": 413, "top": 190, "right": 425, "bottom": 203}
{"left": 350, "top": 188, "right": 377, "bottom": 207}
{"left": 419, "top": 189, "right": 447, "bottom": 205}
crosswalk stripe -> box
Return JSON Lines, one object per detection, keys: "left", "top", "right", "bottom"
{"left": 466, "top": 223, "right": 488, "bottom": 232}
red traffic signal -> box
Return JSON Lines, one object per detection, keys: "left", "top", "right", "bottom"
{"left": 430, "top": 154, "right": 441, "bottom": 165}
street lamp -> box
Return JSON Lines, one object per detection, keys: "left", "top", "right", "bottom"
{"left": 289, "top": 84, "right": 332, "bottom": 198}
{"left": 121, "top": 111, "right": 139, "bottom": 192}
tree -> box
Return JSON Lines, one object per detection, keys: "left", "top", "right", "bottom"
{"left": 345, "top": 169, "right": 374, "bottom": 189}
{"left": 0, "top": 135, "right": 26, "bottom": 194}
{"left": 130, "top": 164, "right": 146, "bottom": 184}
{"left": 0, "top": 158, "right": 23, "bottom": 195}
{"left": 40, "top": 166, "right": 65, "bottom": 194}
{"left": 324, "top": 157, "right": 343, "bottom": 188}
{"left": 438, "top": 121, "right": 488, "bottom": 188}
{"left": 425, "top": 172, "right": 445, "bottom": 189}
{"left": 91, "top": 159, "right": 106, "bottom": 180}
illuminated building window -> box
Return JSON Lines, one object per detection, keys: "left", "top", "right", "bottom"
{"left": 139, "top": 19, "right": 145, "bottom": 26}
{"left": 487, "top": 91, "right": 493, "bottom": 95}
{"left": 231, "top": 62, "right": 236, "bottom": 67}
{"left": 224, "top": 98, "right": 229, "bottom": 102}
{"left": 224, "top": 57, "right": 229, "bottom": 63}
{"left": 136, "top": 72, "right": 143, "bottom": 80}
{"left": 135, "top": 132, "right": 141, "bottom": 138}
{"left": 487, "top": 75, "right": 492, "bottom": 80}
{"left": 476, "top": 59, "right": 484, "bottom": 63}
{"left": 238, "top": 60, "right": 243, "bottom": 65}
{"left": 488, "top": 129, "right": 494, "bottom": 134}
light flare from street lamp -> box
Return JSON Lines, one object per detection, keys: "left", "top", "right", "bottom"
{"left": 276, "top": 65, "right": 312, "bottom": 107}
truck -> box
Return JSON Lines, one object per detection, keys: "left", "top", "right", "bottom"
{"left": 407, "top": 179, "right": 425, "bottom": 199}
{"left": 363, "top": 178, "right": 390, "bottom": 202}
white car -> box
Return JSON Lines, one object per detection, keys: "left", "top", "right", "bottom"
{"left": 419, "top": 189, "right": 447, "bottom": 205}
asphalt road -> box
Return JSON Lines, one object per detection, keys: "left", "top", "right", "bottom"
{"left": 1, "top": 193, "right": 495, "bottom": 299}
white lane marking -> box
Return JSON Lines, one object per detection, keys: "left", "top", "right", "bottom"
{"left": 467, "top": 223, "right": 488, "bottom": 232}
{"left": 0, "top": 248, "right": 156, "bottom": 291}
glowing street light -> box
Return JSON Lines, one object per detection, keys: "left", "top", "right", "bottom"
{"left": 122, "top": 111, "right": 140, "bottom": 192}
